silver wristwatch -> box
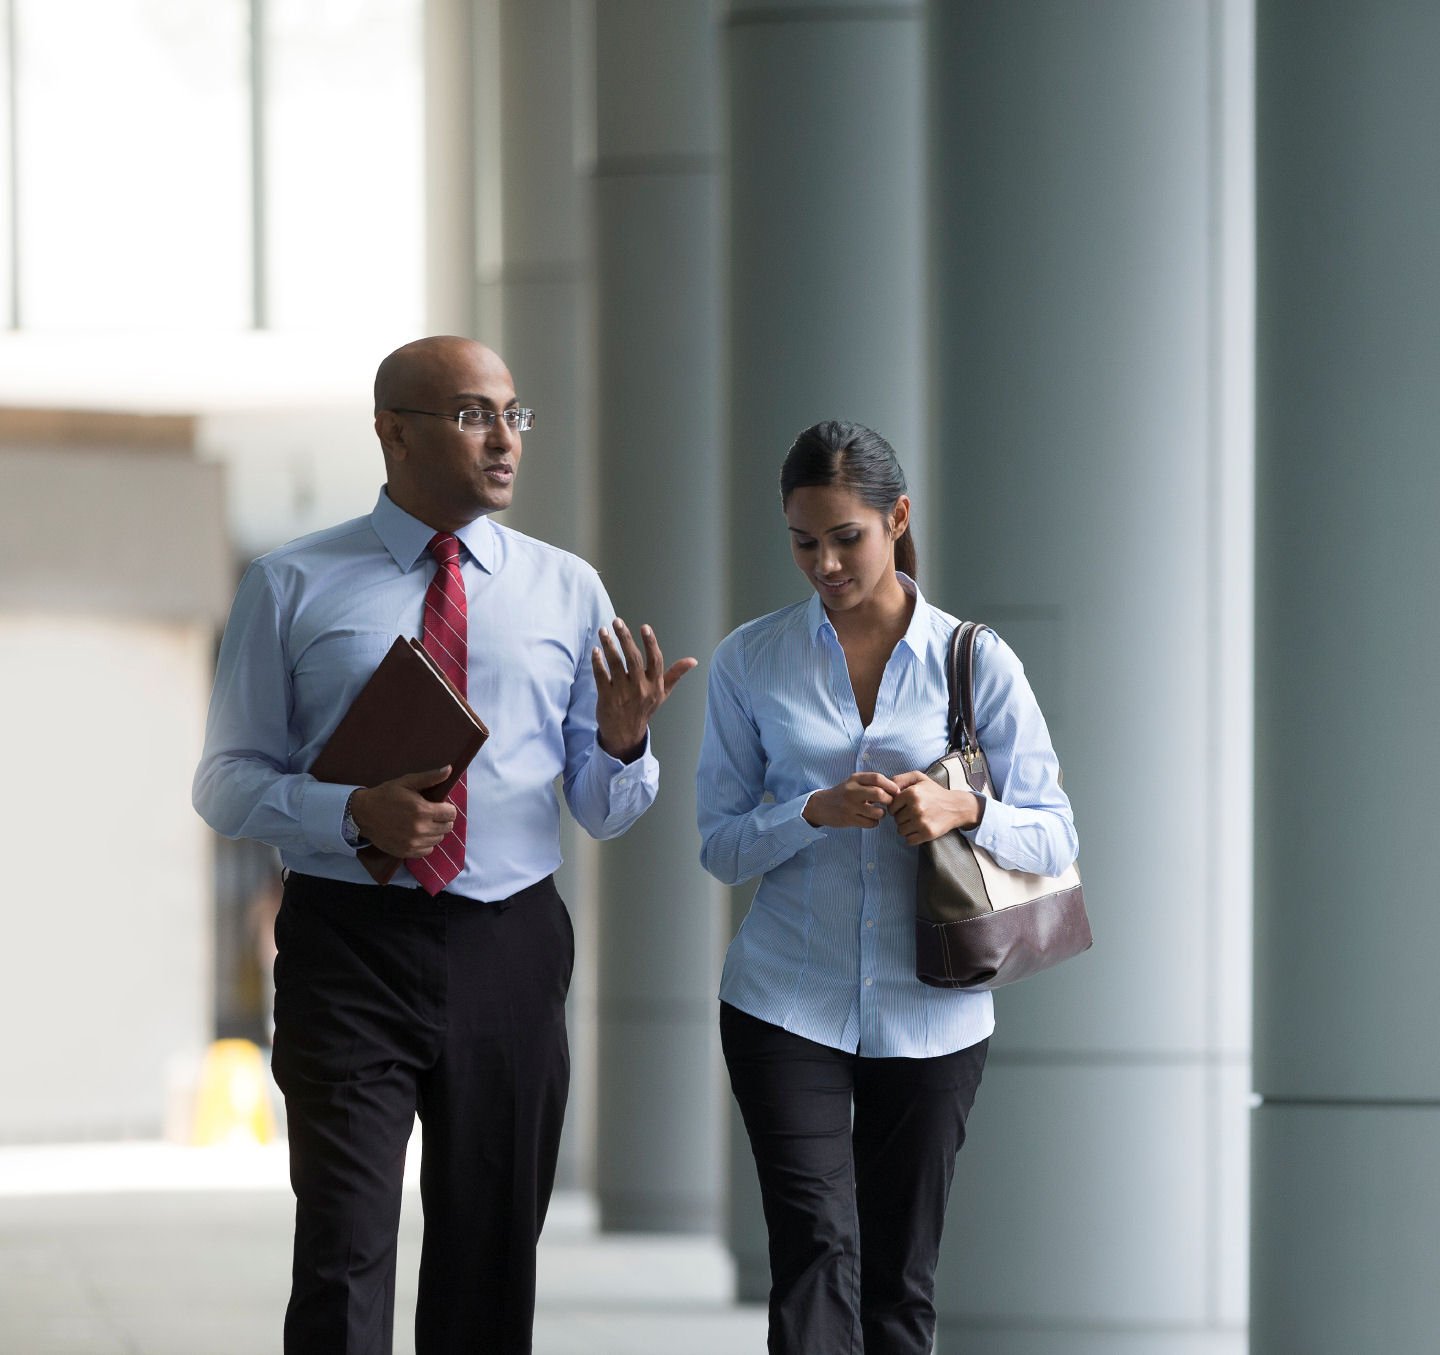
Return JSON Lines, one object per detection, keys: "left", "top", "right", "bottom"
{"left": 342, "top": 792, "right": 362, "bottom": 848}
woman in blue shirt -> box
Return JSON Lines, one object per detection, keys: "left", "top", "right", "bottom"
{"left": 697, "top": 420, "right": 1077, "bottom": 1354}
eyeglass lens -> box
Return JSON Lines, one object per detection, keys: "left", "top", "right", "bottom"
{"left": 459, "top": 408, "right": 533, "bottom": 431}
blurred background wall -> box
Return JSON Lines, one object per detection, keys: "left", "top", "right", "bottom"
{"left": 2, "top": 2, "right": 1436, "bottom": 1352}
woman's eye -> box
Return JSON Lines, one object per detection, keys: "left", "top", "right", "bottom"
{"left": 836, "top": 535, "right": 861, "bottom": 546}
{"left": 794, "top": 540, "right": 816, "bottom": 551}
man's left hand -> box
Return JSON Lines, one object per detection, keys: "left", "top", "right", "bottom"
{"left": 593, "top": 618, "right": 698, "bottom": 762}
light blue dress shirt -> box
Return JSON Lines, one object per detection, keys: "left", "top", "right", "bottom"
{"left": 194, "top": 487, "right": 658, "bottom": 901}
{"left": 697, "top": 576, "right": 1078, "bottom": 1058}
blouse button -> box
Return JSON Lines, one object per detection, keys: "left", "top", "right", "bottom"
{"left": 864, "top": 977, "right": 874, "bottom": 987}
{"left": 866, "top": 861, "right": 876, "bottom": 872}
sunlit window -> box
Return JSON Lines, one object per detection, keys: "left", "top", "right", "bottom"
{"left": 1, "top": 5, "right": 14, "bottom": 327}
{"left": 13, "top": 0, "right": 251, "bottom": 330}
{"left": 0, "top": 0, "right": 422, "bottom": 338}
{"left": 264, "top": 0, "right": 422, "bottom": 334}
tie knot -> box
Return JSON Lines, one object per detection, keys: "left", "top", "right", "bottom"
{"left": 428, "top": 532, "right": 462, "bottom": 568}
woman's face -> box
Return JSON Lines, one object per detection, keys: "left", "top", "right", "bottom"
{"left": 784, "top": 484, "right": 907, "bottom": 614}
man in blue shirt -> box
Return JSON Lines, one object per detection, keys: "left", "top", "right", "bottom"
{"left": 194, "top": 335, "right": 695, "bottom": 1355}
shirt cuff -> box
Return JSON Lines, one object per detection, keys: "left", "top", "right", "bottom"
{"left": 593, "top": 731, "right": 659, "bottom": 823}
{"left": 969, "top": 795, "right": 1019, "bottom": 866}
{"left": 762, "top": 792, "right": 829, "bottom": 848}
{"left": 300, "top": 778, "right": 364, "bottom": 856}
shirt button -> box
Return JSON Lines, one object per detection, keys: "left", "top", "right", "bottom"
{"left": 864, "top": 977, "right": 874, "bottom": 987}
{"left": 866, "top": 918, "right": 875, "bottom": 929}
{"left": 866, "top": 861, "right": 876, "bottom": 872}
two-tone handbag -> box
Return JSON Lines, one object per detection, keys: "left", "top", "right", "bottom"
{"left": 914, "top": 622, "right": 1092, "bottom": 990}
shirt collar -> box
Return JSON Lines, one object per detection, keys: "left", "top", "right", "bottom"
{"left": 370, "top": 486, "right": 498, "bottom": 574}
{"left": 807, "top": 572, "right": 934, "bottom": 660}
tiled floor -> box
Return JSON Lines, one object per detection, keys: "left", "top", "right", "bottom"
{"left": 0, "top": 1143, "right": 767, "bottom": 1355}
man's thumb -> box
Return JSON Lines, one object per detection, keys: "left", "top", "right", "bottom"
{"left": 400, "top": 765, "right": 451, "bottom": 791}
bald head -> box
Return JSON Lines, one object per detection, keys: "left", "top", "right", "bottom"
{"left": 372, "top": 335, "right": 524, "bottom": 532}
{"left": 374, "top": 336, "right": 508, "bottom": 414}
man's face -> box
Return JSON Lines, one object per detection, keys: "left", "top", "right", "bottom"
{"left": 381, "top": 340, "right": 524, "bottom": 528}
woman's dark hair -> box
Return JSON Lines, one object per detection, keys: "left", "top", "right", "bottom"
{"left": 779, "top": 420, "right": 917, "bottom": 581}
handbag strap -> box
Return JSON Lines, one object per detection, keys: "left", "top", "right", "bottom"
{"left": 945, "top": 622, "right": 992, "bottom": 794}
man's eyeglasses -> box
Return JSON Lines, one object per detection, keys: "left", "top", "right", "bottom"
{"left": 388, "top": 406, "right": 535, "bottom": 433}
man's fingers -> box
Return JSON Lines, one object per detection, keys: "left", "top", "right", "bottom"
{"left": 891, "top": 770, "right": 928, "bottom": 789}
{"left": 598, "top": 625, "right": 629, "bottom": 677}
{"left": 612, "top": 618, "right": 646, "bottom": 673}
{"left": 639, "top": 624, "right": 664, "bottom": 676}
{"left": 663, "top": 656, "right": 699, "bottom": 692}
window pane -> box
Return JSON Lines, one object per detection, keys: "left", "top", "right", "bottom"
{"left": 14, "top": 0, "right": 250, "bottom": 330}
{"left": 265, "top": 0, "right": 423, "bottom": 335}
{"left": 1, "top": 2, "right": 13, "bottom": 328}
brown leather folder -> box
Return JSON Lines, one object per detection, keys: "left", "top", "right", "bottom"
{"left": 309, "top": 636, "right": 489, "bottom": 885}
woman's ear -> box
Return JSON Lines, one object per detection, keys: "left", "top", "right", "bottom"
{"left": 890, "top": 493, "right": 911, "bottom": 538}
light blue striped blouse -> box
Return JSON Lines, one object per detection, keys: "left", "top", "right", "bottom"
{"left": 697, "top": 576, "right": 1078, "bottom": 1058}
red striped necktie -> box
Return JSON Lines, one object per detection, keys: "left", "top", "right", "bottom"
{"left": 407, "top": 531, "right": 467, "bottom": 895}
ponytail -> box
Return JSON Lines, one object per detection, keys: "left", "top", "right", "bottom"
{"left": 894, "top": 524, "right": 918, "bottom": 582}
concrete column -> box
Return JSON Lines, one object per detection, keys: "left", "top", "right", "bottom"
{"left": 928, "top": 4, "right": 1253, "bottom": 1352}
{"left": 423, "top": 0, "right": 483, "bottom": 338}
{"left": 491, "top": 0, "right": 594, "bottom": 560}
{"left": 425, "top": 0, "right": 601, "bottom": 1193}
{"left": 590, "top": 0, "right": 725, "bottom": 1233}
{"left": 1251, "top": 4, "right": 1440, "bottom": 1350}
{"left": 724, "top": 0, "right": 928, "bottom": 1300}
{"left": 483, "top": 0, "right": 600, "bottom": 1195}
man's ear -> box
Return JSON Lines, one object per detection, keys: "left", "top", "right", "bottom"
{"left": 375, "top": 410, "right": 408, "bottom": 462}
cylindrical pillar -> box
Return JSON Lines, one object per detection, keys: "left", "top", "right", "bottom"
{"left": 423, "top": 0, "right": 481, "bottom": 338}
{"left": 590, "top": 0, "right": 726, "bottom": 1234}
{"left": 928, "top": 4, "right": 1253, "bottom": 1351}
{"left": 1251, "top": 4, "right": 1440, "bottom": 1350}
{"left": 724, "top": 0, "right": 927, "bottom": 1300}
{"left": 485, "top": 0, "right": 600, "bottom": 1196}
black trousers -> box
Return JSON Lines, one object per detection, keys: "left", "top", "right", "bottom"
{"left": 271, "top": 871, "right": 573, "bottom": 1355}
{"left": 721, "top": 1002, "right": 988, "bottom": 1355}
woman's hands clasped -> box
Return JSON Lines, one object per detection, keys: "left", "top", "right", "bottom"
{"left": 802, "top": 772, "right": 902, "bottom": 829}
{"left": 887, "top": 770, "right": 984, "bottom": 844}
{"left": 802, "top": 768, "right": 984, "bottom": 843}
